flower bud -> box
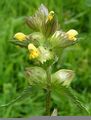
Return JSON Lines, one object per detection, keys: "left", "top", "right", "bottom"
{"left": 52, "top": 69, "right": 75, "bottom": 86}
{"left": 43, "top": 11, "right": 58, "bottom": 38}
{"left": 14, "top": 32, "right": 27, "bottom": 41}
{"left": 66, "top": 29, "right": 78, "bottom": 41}
{"left": 46, "top": 11, "right": 54, "bottom": 22}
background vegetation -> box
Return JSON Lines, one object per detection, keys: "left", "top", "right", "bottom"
{"left": 0, "top": 0, "right": 91, "bottom": 117}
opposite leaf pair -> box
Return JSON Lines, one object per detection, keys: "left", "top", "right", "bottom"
{"left": 25, "top": 66, "right": 74, "bottom": 87}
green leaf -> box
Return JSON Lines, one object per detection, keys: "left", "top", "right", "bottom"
{"left": 0, "top": 86, "right": 32, "bottom": 108}
{"left": 10, "top": 39, "right": 30, "bottom": 48}
{"left": 65, "top": 87, "right": 90, "bottom": 115}
{"left": 52, "top": 84, "right": 89, "bottom": 115}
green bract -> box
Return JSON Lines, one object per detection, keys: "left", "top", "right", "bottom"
{"left": 50, "top": 30, "right": 77, "bottom": 48}
{"left": 26, "top": 4, "right": 48, "bottom": 31}
{"left": 51, "top": 69, "right": 75, "bottom": 87}
{"left": 25, "top": 66, "right": 47, "bottom": 88}
{"left": 26, "top": 4, "right": 58, "bottom": 38}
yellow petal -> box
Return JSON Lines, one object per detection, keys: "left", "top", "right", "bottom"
{"left": 46, "top": 11, "right": 54, "bottom": 22}
{"left": 66, "top": 29, "right": 78, "bottom": 41}
{"left": 28, "top": 43, "right": 39, "bottom": 59}
{"left": 29, "top": 50, "right": 39, "bottom": 59}
{"left": 14, "top": 32, "right": 27, "bottom": 41}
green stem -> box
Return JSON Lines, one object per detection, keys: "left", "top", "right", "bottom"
{"left": 46, "top": 66, "right": 51, "bottom": 115}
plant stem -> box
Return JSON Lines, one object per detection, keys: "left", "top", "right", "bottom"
{"left": 46, "top": 66, "right": 51, "bottom": 115}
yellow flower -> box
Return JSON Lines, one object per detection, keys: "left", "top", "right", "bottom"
{"left": 66, "top": 29, "right": 78, "bottom": 41}
{"left": 14, "top": 32, "right": 27, "bottom": 41}
{"left": 29, "top": 50, "right": 39, "bottom": 59}
{"left": 28, "top": 43, "right": 40, "bottom": 59}
{"left": 46, "top": 11, "right": 54, "bottom": 22}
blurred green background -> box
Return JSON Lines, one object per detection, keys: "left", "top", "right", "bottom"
{"left": 0, "top": 0, "right": 91, "bottom": 117}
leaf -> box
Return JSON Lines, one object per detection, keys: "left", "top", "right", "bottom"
{"left": 52, "top": 83, "right": 89, "bottom": 115}
{"left": 10, "top": 39, "right": 30, "bottom": 48}
{"left": 0, "top": 86, "right": 32, "bottom": 108}
{"left": 10, "top": 40, "right": 26, "bottom": 47}
{"left": 64, "top": 87, "right": 90, "bottom": 115}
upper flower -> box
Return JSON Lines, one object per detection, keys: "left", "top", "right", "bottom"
{"left": 12, "top": 4, "right": 79, "bottom": 64}
{"left": 66, "top": 29, "right": 78, "bottom": 41}
{"left": 26, "top": 4, "right": 58, "bottom": 38}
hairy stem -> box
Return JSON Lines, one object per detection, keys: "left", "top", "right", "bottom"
{"left": 46, "top": 66, "right": 51, "bottom": 115}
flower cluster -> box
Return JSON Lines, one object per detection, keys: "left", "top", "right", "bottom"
{"left": 13, "top": 4, "right": 78, "bottom": 87}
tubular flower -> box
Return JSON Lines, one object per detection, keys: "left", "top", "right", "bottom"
{"left": 28, "top": 43, "right": 40, "bottom": 59}
{"left": 14, "top": 32, "right": 27, "bottom": 41}
{"left": 29, "top": 50, "right": 39, "bottom": 59}
{"left": 46, "top": 11, "right": 54, "bottom": 22}
{"left": 66, "top": 29, "right": 78, "bottom": 41}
